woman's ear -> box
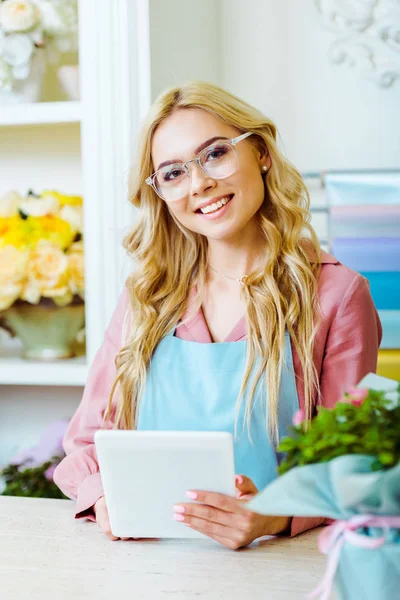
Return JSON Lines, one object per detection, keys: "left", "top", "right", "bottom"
{"left": 257, "top": 143, "right": 271, "bottom": 172}
{"left": 263, "top": 153, "right": 272, "bottom": 171}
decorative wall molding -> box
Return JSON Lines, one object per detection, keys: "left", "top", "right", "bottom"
{"left": 315, "top": 0, "right": 400, "bottom": 87}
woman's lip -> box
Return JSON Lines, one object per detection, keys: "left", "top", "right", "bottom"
{"left": 197, "top": 194, "right": 234, "bottom": 220}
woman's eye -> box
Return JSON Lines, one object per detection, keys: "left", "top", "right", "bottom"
{"left": 205, "top": 146, "right": 228, "bottom": 162}
{"left": 163, "top": 168, "right": 184, "bottom": 182}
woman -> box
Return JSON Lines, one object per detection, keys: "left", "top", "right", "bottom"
{"left": 54, "top": 81, "right": 382, "bottom": 549}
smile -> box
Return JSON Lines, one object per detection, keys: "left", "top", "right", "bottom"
{"left": 197, "top": 195, "right": 233, "bottom": 215}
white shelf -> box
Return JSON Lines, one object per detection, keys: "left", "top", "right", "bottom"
{"left": 0, "top": 349, "right": 87, "bottom": 386}
{"left": 0, "top": 101, "right": 81, "bottom": 127}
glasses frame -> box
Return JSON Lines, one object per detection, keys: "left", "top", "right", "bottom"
{"left": 145, "top": 131, "right": 254, "bottom": 201}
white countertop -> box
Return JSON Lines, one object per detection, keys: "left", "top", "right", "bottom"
{"left": 0, "top": 497, "right": 329, "bottom": 600}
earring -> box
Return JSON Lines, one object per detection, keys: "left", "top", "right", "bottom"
{"left": 262, "top": 166, "right": 268, "bottom": 172}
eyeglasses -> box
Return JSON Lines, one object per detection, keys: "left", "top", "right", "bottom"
{"left": 145, "top": 132, "right": 253, "bottom": 202}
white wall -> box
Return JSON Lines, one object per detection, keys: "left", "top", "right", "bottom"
{"left": 149, "top": 0, "right": 220, "bottom": 100}
{"left": 219, "top": 0, "right": 400, "bottom": 171}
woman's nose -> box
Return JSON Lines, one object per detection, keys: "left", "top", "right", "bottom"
{"left": 189, "top": 162, "right": 216, "bottom": 196}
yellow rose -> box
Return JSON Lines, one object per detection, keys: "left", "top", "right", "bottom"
{"left": 0, "top": 245, "right": 28, "bottom": 310}
{"left": 0, "top": 216, "right": 41, "bottom": 249}
{"left": 0, "top": 217, "right": 10, "bottom": 237}
{"left": 21, "top": 242, "right": 71, "bottom": 304}
{"left": 68, "top": 241, "right": 84, "bottom": 297}
{"left": 0, "top": 215, "right": 75, "bottom": 251}
{"left": 39, "top": 215, "right": 75, "bottom": 249}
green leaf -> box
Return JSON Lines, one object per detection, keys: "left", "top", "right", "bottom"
{"left": 277, "top": 388, "right": 400, "bottom": 474}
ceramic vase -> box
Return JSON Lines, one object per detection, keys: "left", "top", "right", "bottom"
{"left": 1, "top": 299, "right": 85, "bottom": 360}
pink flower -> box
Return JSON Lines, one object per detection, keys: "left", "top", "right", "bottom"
{"left": 293, "top": 409, "right": 306, "bottom": 426}
{"left": 44, "top": 464, "right": 56, "bottom": 482}
{"left": 342, "top": 386, "right": 369, "bottom": 406}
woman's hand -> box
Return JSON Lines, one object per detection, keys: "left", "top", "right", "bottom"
{"left": 173, "top": 475, "right": 291, "bottom": 550}
{"left": 94, "top": 496, "right": 132, "bottom": 541}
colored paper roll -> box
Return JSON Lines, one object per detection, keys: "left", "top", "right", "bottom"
{"left": 377, "top": 350, "right": 400, "bottom": 382}
{"left": 325, "top": 172, "right": 400, "bottom": 206}
{"left": 330, "top": 205, "right": 400, "bottom": 238}
{"left": 378, "top": 310, "right": 400, "bottom": 349}
{"left": 332, "top": 238, "right": 400, "bottom": 272}
{"left": 360, "top": 273, "right": 400, "bottom": 311}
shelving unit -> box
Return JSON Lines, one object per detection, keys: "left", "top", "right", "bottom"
{"left": 0, "top": 101, "right": 81, "bottom": 127}
{"left": 0, "top": 352, "right": 87, "bottom": 387}
{"left": 0, "top": 0, "right": 149, "bottom": 396}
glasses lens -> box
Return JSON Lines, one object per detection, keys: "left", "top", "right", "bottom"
{"left": 154, "top": 164, "right": 190, "bottom": 202}
{"left": 200, "top": 142, "right": 237, "bottom": 179}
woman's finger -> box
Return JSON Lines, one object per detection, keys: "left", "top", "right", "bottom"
{"left": 181, "top": 515, "right": 251, "bottom": 549}
{"left": 95, "top": 505, "right": 119, "bottom": 541}
{"left": 174, "top": 502, "right": 252, "bottom": 531}
{"left": 185, "top": 490, "right": 246, "bottom": 514}
{"left": 235, "top": 475, "right": 258, "bottom": 498}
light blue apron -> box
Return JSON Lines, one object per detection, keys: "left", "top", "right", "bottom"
{"left": 137, "top": 328, "right": 299, "bottom": 490}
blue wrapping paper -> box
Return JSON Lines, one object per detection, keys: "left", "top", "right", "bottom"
{"left": 335, "top": 541, "right": 400, "bottom": 600}
{"left": 247, "top": 455, "right": 400, "bottom": 520}
{"left": 246, "top": 457, "right": 400, "bottom": 600}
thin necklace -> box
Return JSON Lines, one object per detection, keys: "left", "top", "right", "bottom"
{"left": 208, "top": 264, "right": 248, "bottom": 286}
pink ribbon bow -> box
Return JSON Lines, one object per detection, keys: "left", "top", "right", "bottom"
{"left": 309, "top": 514, "right": 400, "bottom": 600}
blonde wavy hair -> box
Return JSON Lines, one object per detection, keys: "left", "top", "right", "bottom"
{"left": 106, "top": 81, "right": 322, "bottom": 442}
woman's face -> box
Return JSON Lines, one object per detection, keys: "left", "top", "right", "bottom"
{"left": 150, "top": 108, "right": 270, "bottom": 243}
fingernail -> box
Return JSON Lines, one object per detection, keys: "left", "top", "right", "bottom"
{"left": 174, "top": 505, "right": 185, "bottom": 513}
{"left": 235, "top": 475, "right": 243, "bottom": 484}
{"left": 174, "top": 513, "right": 185, "bottom": 522}
{"left": 186, "top": 491, "right": 198, "bottom": 500}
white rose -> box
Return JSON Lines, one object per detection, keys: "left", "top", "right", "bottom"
{"left": 33, "top": 0, "right": 77, "bottom": 35}
{"left": 0, "top": 190, "right": 22, "bottom": 217}
{"left": 59, "top": 204, "right": 82, "bottom": 232}
{"left": 33, "top": 0, "right": 78, "bottom": 54}
{"left": 0, "top": 0, "right": 39, "bottom": 33}
{"left": 0, "top": 32, "right": 34, "bottom": 68}
{"left": 19, "top": 194, "right": 59, "bottom": 217}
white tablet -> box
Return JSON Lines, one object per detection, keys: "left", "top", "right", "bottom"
{"left": 94, "top": 430, "right": 236, "bottom": 539}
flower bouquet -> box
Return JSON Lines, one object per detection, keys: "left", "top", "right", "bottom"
{"left": 0, "top": 0, "right": 78, "bottom": 101}
{"left": 0, "top": 419, "right": 68, "bottom": 498}
{"left": 0, "top": 189, "right": 85, "bottom": 359}
{"left": 246, "top": 373, "right": 400, "bottom": 600}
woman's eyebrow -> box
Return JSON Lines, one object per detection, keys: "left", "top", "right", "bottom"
{"left": 156, "top": 136, "right": 229, "bottom": 171}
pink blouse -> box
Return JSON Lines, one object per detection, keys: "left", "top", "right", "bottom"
{"left": 54, "top": 251, "right": 382, "bottom": 537}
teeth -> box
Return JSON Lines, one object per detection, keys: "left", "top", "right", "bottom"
{"left": 200, "top": 196, "right": 231, "bottom": 214}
